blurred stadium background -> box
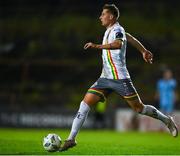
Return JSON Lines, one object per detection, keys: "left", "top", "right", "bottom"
{"left": 0, "top": 0, "right": 180, "bottom": 131}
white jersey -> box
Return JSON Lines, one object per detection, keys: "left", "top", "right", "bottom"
{"left": 100, "top": 22, "right": 130, "bottom": 80}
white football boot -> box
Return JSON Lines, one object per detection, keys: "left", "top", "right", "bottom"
{"left": 166, "top": 116, "right": 178, "bottom": 137}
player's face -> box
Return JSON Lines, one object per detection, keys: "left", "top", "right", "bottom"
{"left": 99, "top": 9, "right": 112, "bottom": 27}
{"left": 164, "top": 70, "right": 172, "bottom": 80}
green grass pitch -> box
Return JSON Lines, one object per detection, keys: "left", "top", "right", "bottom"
{"left": 0, "top": 128, "right": 179, "bottom": 155}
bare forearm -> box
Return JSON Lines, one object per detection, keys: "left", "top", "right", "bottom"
{"left": 84, "top": 40, "right": 122, "bottom": 50}
{"left": 94, "top": 42, "right": 121, "bottom": 50}
{"left": 126, "top": 32, "right": 153, "bottom": 64}
{"left": 126, "top": 33, "right": 146, "bottom": 54}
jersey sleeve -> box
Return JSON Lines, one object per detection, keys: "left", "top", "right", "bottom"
{"left": 112, "top": 28, "right": 125, "bottom": 41}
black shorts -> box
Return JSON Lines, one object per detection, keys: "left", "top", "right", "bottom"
{"left": 87, "top": 78, "right": 138, "bottom": 101}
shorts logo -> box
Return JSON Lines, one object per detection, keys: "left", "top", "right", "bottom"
{"left": 123, "top": 82, "right": 127, "bottom": 87}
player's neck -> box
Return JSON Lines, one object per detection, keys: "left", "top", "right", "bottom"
{"left": 106, "top": 21, "right": 117, "bottom": 29}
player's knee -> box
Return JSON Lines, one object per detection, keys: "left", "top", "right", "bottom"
{"left": 127, "top": 99, "right": 144, "bottom": 113}
{"left": 83, "top": 93, "right": 101, "bottom": 106}
{"left": 132, "top": 102, "right": 144, "bottom": 113}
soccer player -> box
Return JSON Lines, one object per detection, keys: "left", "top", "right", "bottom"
{"left": 156, "top": 69, "right": 177, "bottom": 114}
{"left": 60, "top": 4, "right": 178, "bottom": 151}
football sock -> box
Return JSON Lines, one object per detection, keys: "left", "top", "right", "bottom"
{"left": 67, "top": 101, "right": 90, "bottom": 140}
{"left": 140, "top": 105, "right": 169, "bottom": 125}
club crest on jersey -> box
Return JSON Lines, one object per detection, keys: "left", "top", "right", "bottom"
{"left": 115, "top": 32, "right": 123, "bottom": 39}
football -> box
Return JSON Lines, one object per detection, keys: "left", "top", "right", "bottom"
{"left": 43, "top": 133, "right": 62, "bottom": 152}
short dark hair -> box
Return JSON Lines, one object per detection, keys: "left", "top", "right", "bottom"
{"left": 103, "top": 4, "right": 120, "bottom": 20}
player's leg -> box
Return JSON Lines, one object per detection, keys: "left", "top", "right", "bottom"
{"left": 125, "top": 95, "right": 178, "bottom": 137}
{"left": 67, "top": 91, "right": 104, "bottom": 140}
{"left": 125, "top": 95, "right": 169, "bottom": 123}
{"left": 60, "top": 89, "right": 107, "bottom": 151}
{"left": 112, "top": 78, "right": 178, "bottom": 137}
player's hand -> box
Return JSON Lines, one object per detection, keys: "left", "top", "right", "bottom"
{"left": 84, "top": 42, "right": 96, "bottom": 49}
{"left": 142, "top": 50, "right": 153, "bottom": 64}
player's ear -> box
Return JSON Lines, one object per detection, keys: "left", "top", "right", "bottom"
{"left": 110, "top": 15, "right": 113, "bottom": 20}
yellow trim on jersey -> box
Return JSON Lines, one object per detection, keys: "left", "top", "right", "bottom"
{"left": 105, "top": 29, "right": 119, "bottom": 79}
{"left": 123, "top": 94, "right": 138, "bottom": 99}
{"left": 106, "top": 49, "right": 119, "bottom": 79}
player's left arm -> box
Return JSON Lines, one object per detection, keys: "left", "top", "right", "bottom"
{"left": 84, "top": 40, "right": 122, "bottom": 50}
{"left": 126, "top": 32, "right": 153, "bottom": 64}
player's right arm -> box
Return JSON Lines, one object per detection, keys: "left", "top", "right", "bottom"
{"left": 126, "top": 32, "right": 153, "bottom": 64}
{"left": 83, "top": 40, "right": 122, "bottom": 50}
